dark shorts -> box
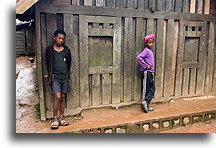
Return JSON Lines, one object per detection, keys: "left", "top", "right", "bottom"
{"left": 51, "top": 81, "right": 69, "bottom": 94}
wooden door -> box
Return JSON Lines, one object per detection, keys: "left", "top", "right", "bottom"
{"left": 175, "top": 21, "right": 207, "bottom": 97}
{"left": 79, "top": 15, "right": 122, "bottom": 107}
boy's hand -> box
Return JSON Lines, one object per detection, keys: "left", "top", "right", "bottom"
{"left": 147, "top": 65, "right": 152, "bottom": 70}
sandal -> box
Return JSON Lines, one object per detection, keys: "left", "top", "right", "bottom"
{"left": 59, "top": 120, "right": 69, "bottom": 126}
{"left": 51, "top": 121, "right": 59, "bottom": 129}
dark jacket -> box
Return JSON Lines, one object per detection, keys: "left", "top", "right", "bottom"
{"left": 45, "top": 44, "right": 72, "bottom": 84}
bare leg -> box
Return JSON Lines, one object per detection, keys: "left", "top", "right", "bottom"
{"left": 53, "top": 93, "right": 61, "bottom": 121}
{"left": 59, "top": 93, "right": 66, "bottom": 120}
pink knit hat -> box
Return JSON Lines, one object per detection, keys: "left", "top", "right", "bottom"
{"left": 142, "top": 34, "right": 155, "bottom": 43}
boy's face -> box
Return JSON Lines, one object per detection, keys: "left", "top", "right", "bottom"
{"left": 54, "top": 33, "right": 65, "bottom": 46}
{"left": 146, "top": 39, "right": 154, "bottom": 48}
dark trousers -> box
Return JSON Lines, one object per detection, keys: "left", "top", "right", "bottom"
{"left": 141, "top": 71, "right": 155, "bottom": 105}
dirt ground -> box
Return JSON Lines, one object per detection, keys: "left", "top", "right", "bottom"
{"left": 16, "top": 56, "right": 215, "bottom": 133}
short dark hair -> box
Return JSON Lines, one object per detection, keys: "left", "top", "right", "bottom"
{"left": 54, "top": 30, "right": 66, "bottom": 37}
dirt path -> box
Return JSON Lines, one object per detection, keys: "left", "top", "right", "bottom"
{"left": 16, "top": 56, "right": 215, "bottom": 133}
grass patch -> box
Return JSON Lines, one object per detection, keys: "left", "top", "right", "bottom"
{"left": 119, "top": 105, "right": 134, "bottom": 109}
{"left": 35, "top": 104, "right": 40, "bottom": 119}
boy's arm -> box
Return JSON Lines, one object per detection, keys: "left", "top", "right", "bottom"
{"left": 136, "top": 50, "right": 148, "bottom": 69}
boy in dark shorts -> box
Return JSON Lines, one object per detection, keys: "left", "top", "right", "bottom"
{"left": 136, "top": 34, "right": 156, "bottom": 113}
{"left": 45, "top": 30, "right": 71, "bottom": 129}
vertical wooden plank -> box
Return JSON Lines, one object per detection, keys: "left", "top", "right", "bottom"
{"left": 106, "top": 0, "right": 115, "bottom": 8}
{"left": 63, "top": 14, "right": 75, "bottom": 109}
{"left": 182, "top": 68, "right": 190, "bottom": 95}
{"left": 155, "top": 19, "right": 165, "bottom": 99}
{"left": 96, "top": 0, "right": 105, "bottom": 7}
{"left": 133, "top": 0, "right": 138, "bottom": 9}
{"left": 71, "top": 15, "right": 80, "bottom": 108}
{"left": 131, "top": 18, "right": 136, "bottom": 101}
{"left": 146, "top": 18, "right": 154, "bottom": 35}
{"left": 45, "top": 13, "right": 57, "bottom": 112}
{"left": 183, "top": 0, "right": 190, "bottom": 12}
{"left": 79, "top": 0, "right": 84, "bottom": 5}
{"left": 170, "top": 21, "right": 179, "bottom": 96}
{"left": 56, "top": 13, "right": 64, "bottom": 30}
{"left": 196, "top": 22, "right": 206, "bottom": 94}
{"left": 163, "top": 19, "right": 174, "bottom": 98}
{"left": 123, "top": 17, "right": 133, "bottom": 102}
{"left": 116, "top": 0, "right": 126, "bottom": 8}
{"left": 190, "top": 0, "right": 196, "bottom": 13}
{"left": 138, "top": 0, "right": 144, "bottom": 10}
{"left": 213, "top": 21, "right": 216, "bottom": 94}
{"left": 63, "top": 14, "right": 72, "bottom": 109}
{"left": 134, "top": 18, "right": 143, "bottom": 101}
{"left": 189, "top": 68, "right": 196, "bottom": 95}
{"left": 72, "top": 0, "right": 80, "bottom": 5}
{"left": 35, "top": 6, "right": 46, "bottom": 120}
{"left": 144, "top": 0, "right": 149, "bottom": 10}
{"left": 175, "top": 20, "right": 184, "bottom": 97}
{"left": 157, "top": 0, "right": 163, "bottom": 11}
{"left": 84, "top": 0, "right": 92, "bottom": 6}
{"left": 175, "top": 0, "right": 182, "bottom": 12}
{"left": 127, "top": 0, "right": 133, "bottom": 8}
{"left": 112, "top": 17, "right": 122, "bottom": 104}
{"left": 149, "top": 0, "right": 156, "bottom": 11}
{"left": 41, "top": 13, "right": 51, "bottom": 112}
{"left": 166, "top": 0, "right": 172, "bottom": 11}
{"left": 46, "top": 13, "right": 57, "bottom": 45}
{"left": 91, "top": 74, "right": 101, "bottom": 106}
{"left": 204, "top": 0, "right": 210, "bottom": 14}
{"left": 205, "top": 22, "right": 215, "bottom": 93}
{"left": 197, "top": 0, "right": 203, "bottom": 13}
{"left": 102, "top": 74, "right": 111, "bottom": 105}
{"left": 79, "top": 16, "right": 90, "bottom": 107}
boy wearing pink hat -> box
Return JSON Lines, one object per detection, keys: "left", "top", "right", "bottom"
{"left": 136, "top": 34, "right": 155, "bottom": 113}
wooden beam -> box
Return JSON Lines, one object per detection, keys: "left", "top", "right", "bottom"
{"left": 38, "top": 4, "right": 215, "bottom": 22}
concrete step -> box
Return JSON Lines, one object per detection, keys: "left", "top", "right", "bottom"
{"left": 51, "top": 96, "right": 215, "bottom": 133}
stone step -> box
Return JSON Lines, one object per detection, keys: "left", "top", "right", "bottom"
{"left": 51, "top": 96, "right": 215, "bottom": 133}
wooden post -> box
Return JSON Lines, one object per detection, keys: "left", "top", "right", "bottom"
{"left": 123, "top": 17, "right": 133, "bottom": 102}
{"left": 35, "top": 5, "right": 46, "bottom": 121}
{"left": 155, "top": 19, "right": 165, "bottom": 99}
{"left": 205, "top": 22, "right": 215, "bottom": 93}
{"left": 79, "top": 16, "right": 90, "bottom": 107}
{"left": 175, "top": 20, "right": 185, "bottom": 97}
{"left": 112, "top": 17, "right": 122, "bottom": 104}
{"left": 134, "top": 18, "right": 144, "bottom": 102}
{"left": 163, "top": 19, "right": 174, "bottom": 98}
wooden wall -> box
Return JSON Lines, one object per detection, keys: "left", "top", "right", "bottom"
{"left": 44, "top": 0, "right": 215, "bottom": 14}
{"left": 35, "top": 0, "right": 215, "bottom": 120}
{"left": 16, "top": 28, "right": 35, "bottom": 55}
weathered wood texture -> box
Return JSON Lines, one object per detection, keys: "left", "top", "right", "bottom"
{"left": 16, "top": 29, "right": 35, "bottom": 55}
{"left": 40, "top": 0, "right": 213, "bottom": 14}
{"left": 35, "top": 0, "right": 215, "bottom": 119}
